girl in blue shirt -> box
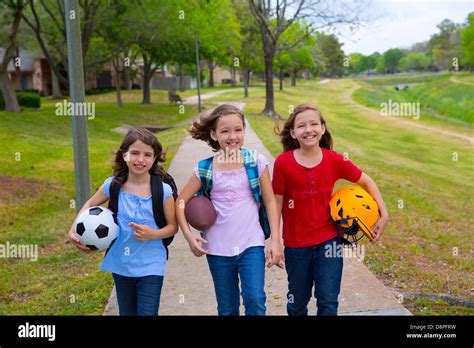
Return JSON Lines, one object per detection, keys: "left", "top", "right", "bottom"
{"left": 68, "top": 128, "right": 178, "bottom": 315}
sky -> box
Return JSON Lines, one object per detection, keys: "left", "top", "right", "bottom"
{"left": 334, "top": 0, "right": 474, "bottom": 55}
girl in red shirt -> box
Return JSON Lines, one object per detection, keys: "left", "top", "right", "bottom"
{"left": 272, "top": 103, "right": 389, "bottom": 316}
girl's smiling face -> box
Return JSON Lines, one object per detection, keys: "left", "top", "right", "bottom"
{"left": 210, "top": 114, "right": 245, "bottom": 151}
{"left": 291, "top": 109, "right": 326, "bottom": 148}
{"left": 124, "top": 140, "right": 156, "bottom": 175}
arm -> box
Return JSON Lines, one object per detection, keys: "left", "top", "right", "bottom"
{"left": 175, "top": 174, "right": 209, "bottom": 256}
{"left": 275, "top": 194, "right": 284, "bottom": 220}
{"left": 260, "top": 167, "right": 284, "bottom": 268}
{"left": 68, "top": 184, "right": 109, "bottom": 251}
{"left": 131, "top": 195, "right": 178, "bottom": 241}
{"left": 357, "top": 172, "right": 389, "bottom": 242}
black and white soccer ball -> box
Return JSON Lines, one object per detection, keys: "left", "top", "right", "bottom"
{"left": 75, "top": 206, "right": 118, "bottom": 250}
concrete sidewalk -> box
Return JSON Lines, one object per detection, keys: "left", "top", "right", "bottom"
{"left": 104, "top": 102, "right": 411, "bottom": 316}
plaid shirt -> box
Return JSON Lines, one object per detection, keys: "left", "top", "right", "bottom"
{"left": 197, "top": 148, "right": 270, "bottom": 239}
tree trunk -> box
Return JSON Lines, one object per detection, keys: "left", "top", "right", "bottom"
{"left": 1, "top": 0, "right": 23, "bottom": 112}
{"left": 114, "top": 60, "right": 123, "bottom": 108}
{"left": 179, "top": 63, "right": 185, "bottom": 91}
{"left": 51, "top": 69, "right": 61, "bottom": 98}
{"left": 0, "top": 71, "right": 20, "bottom": 112}
{"left": 208, "top": 61, "right": 214, "bottom": 87}
{"left": 261, "top": 52, "right": 277, "bottom": 117}
{"left": 142, "top": 54, "right": 151, "bottom": 104}
{"left": 279, "top": 67, "right": 283, "bottom": 91}
{"left": 14, "top": 48, "right": 25, "bottom": 91}
{"left": 291, "top": 68, "right": 296, "bottom": 86}
{"left": 142, "top": 74, "right": 151, "bottom": 104}
{"left": 243, "top": 68, "right": 249, "bottom": 98}
{"left": 231, "top": 66, "right": 236, "bottom": 87}
{"left": 123, "top": 68, "right": 131, "bottom": 90}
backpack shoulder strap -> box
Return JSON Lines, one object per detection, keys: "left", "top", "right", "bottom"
{"left": 108, "top": 178, "right": 121, "bottom": 214}
{"left": 197, "top": 156, "right": 214, "bottom": 198}
{"left": 241, "top": 148, "right": 261, "bottom": 204}
{"left": 151, "top": 174, "right": 166, "bottom": 228}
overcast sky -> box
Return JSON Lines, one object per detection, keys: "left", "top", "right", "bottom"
{"left": 334, "top": 0, "right": 474, "bottom": 55}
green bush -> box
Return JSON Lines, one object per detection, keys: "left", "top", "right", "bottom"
{"left": 16, "top": 92, "right": 41, "bottom": 109}
{"left": 0, "top": 90, "right": 41, "bottom": 110}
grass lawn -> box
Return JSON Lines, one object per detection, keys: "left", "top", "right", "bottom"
{"left": 0, "top": 89, "right": 200, "bottom": 314}
{"left": 352, "top": 72, "right": 474, "bottom": 127}
{"left": 205, "top": 77, "right": 474, "bottom": 315}
{"left": 1, "top": 78, "right": 472, "bottom": 315}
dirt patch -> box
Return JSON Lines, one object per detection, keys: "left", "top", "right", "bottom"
{"left": 0, "top": 175, "right": 49, "bottom": 205}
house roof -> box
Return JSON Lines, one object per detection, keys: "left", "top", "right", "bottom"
{"left": 0, "top": 48, "right": 38, "bottom": 72}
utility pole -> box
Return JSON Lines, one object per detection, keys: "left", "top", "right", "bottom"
{"left": 195, "top": 34, "right": 201, "bottom": 113}
{"left": 64, "top": 0, "right": 91, "bottom": 212}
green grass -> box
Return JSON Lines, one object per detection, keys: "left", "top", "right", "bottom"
{"left": 353, "top": 72, "right": 474, "bottom": 125}
{"left": 203, "top": 77, "right": 474, "bottom": 315}
{"left": 402, "top": 297, "right": 474, "bottom": 316}
{"left": 0, "top": 90, "right": 197, "bottom": 315}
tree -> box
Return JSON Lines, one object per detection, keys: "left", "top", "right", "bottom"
{"left": 462, "top": 13, "right": 474, "bottom": 68}
{"left": 313, "top": 32, "right": 345, "bottom": 77}
{"left": 359, "top": 53, "right": 378, "bottom": 75}
{"left": 126, "top": 0, "right": 180, "bottom": 104}
{"left": 399, "top": 52, "right": 431, "bottom": 72}
{"left": 0, "top": 0, "right": 26, "bottom": 112}
{"left": 347, "top": 52, "right": 364, "bottom": 74}
{"left": 383, "top": 48, "right": 404, "bottom": 74}
{"left": 233, "top": 0, "right": 262, "bottom": 97}
{"left": 428, "top": 19, "right": 463, "bottom": 70}
{"left": 21, "top": 0, "right": 108, "bottom": 96}
{"left": 289, "top": 44, "right": 314, "bottom": 85}
{"left": 96, "top": 0, "right": 133, "bottom": 107}
{"left": 249, "top": 0, "right": 365, "bottom": 117}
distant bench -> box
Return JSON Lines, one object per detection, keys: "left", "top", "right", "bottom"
{"left": 168, "top": 90, "right": 183, "bottom": 104}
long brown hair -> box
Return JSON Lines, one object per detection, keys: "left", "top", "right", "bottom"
{"left": 112, "top": 127, "right": 166, "bottom": 184}
{"left": 277, "top": 103, "right": 333, "bottom": 152}
{"left": 189, "top": 104, "right": 246, "bottom": 151}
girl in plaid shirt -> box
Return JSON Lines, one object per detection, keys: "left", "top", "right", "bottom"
{"left": 176, "top": 104, "right": 283, "bottom": 316}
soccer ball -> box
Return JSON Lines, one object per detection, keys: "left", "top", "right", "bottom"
{"left": 75, "top": 206, "right": 119, "bottom": 250}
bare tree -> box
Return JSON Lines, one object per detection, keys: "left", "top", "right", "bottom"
{"left": 21, "top": 0, "right": 106, "bottom": 93}
{"left": 248, "top": 0, "right": 366, "bottom": 117}
{"left": 0, "top": 0, "right": 26, "bottom": 112}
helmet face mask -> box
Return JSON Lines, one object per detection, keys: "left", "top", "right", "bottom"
{"left": 335, "top": 216, "right": 373, "bottom": 245}
{"left": 330, "top": 186, "right": 380, "bottom": 245}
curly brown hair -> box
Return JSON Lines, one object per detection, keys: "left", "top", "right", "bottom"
{"left": 276, "top": 103, "right": 333, "bottom": 152}
{"left": 189, "top": 104, "right": 246, "bottom": 151}
{"left": 112, "top": 127, "right": 166, "bottom": 184}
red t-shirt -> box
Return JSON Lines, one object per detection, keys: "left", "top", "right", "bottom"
{"left": 272, "top": 148, "right": 363, "bottom": 248}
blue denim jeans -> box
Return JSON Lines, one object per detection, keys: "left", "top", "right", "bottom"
{"left": 206, "top": 246, "right": 266, "bottom": 316}
{"left": 284, "top": 238, "right": 343, "bottom": 316}
{"left": 112, "top": 273, "right": 164, "bottom": 316}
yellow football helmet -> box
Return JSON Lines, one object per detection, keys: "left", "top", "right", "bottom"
{"left": 329, "top": 185, "right": 380, "bottom": 244}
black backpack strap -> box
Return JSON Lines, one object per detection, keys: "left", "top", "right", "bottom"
{"left": 151, "top": 174, "right": 174, "bottom": 259}
{"left": 106, "top": 178, "right": 121, "bottom": 256}
{"left": 108, "top": 179, "right": 120, "bottom": 214}
{"left": 151, "top": 174, "right": 166, "bottom": 228}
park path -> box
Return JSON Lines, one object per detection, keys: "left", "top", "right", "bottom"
{"left": 345, "top": 79, "right": 474, "bottom": 144}
{"left": 104, "top": 94, "right": 411, "bottom": 315}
